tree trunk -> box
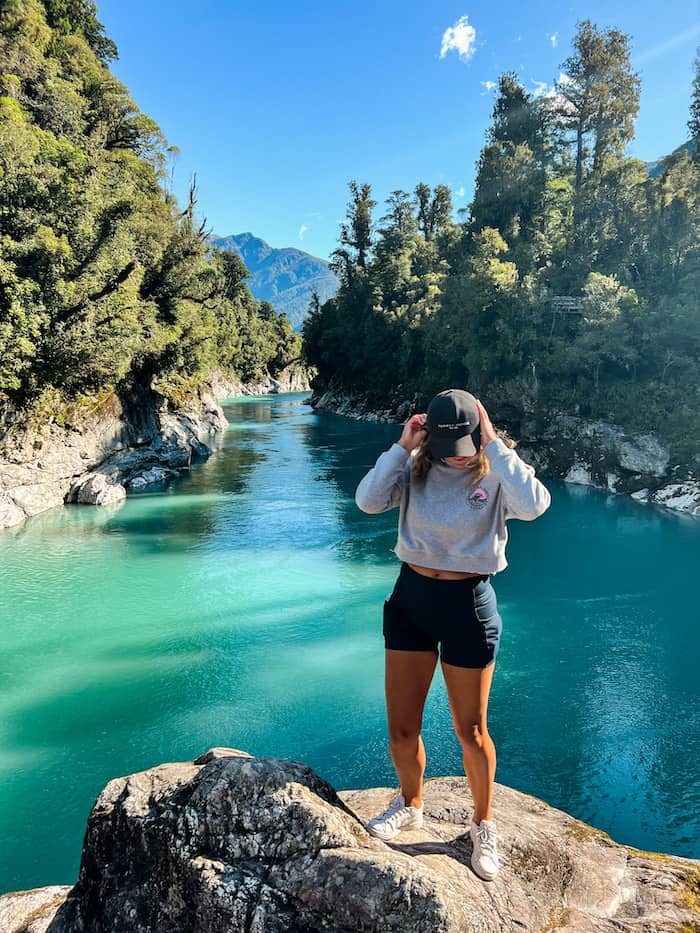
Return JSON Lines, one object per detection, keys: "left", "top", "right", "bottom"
{"left": 592, "top": 103, "right": 605, "bottom": 175}
{"left": 575, "top": 117, "right": 584, "bottom": 191}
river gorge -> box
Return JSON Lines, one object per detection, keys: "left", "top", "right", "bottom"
{"left": 1, "top": 392, "right": 699, "bottom": 897}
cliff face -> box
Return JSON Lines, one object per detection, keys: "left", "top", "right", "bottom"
{"left": 0, "top": 382, "right": 227, "bottom": 531}
{"left": 209, "top": 364, "right": 311, "bottom": 399}
{"left": 0, "top": 748, "right": 697, "bottom": 933}
{"left": 0, "top": 366, "right": 311, "bottom": 532}
{"left": 310, "top": 385, "right": 700, "bottom": 518}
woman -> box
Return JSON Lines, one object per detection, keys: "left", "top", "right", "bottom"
{"left": 354, "top": 388, "right": 551, "bottom": 881}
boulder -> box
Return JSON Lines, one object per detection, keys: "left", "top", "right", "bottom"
{"left": 1, "top": 749, "right": 697, "bottom": 933}
{"left": 0, "top": 886, "right": 72, "bottom": 933}
{"left": 651, "top": 481, "right": 700, "bottom": 515}
{"left": 69, "top": 471, "right": 127, "bottom": 506}
{"left": 127, "top": 467, "right": 178, "bottom": 489}
{"left": 614, "top": 434, "right": 670, "bottom": 477}
{"left": 0, "top": 386, "right": 228, "bottom": 531}
{"left": 564, "top": 463, "right": 594, "bottom": 486}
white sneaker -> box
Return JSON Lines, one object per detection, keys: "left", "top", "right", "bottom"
{"left": 366, "top": 794, "right": 424, "bottom": 841}
{"left": 470, "top": 818, "right": 500, "bottom": 881}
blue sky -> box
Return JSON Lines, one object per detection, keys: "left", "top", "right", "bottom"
{"left": 99, "top": 0, "right": 699, "bottom": 261}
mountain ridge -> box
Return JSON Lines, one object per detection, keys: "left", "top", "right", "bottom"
{"left": 209, "top": 233, "right": 339, "bottom": 329}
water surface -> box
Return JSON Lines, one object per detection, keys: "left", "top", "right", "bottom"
{"left": 1, "top": 393, "right": 698, "bottom": 891}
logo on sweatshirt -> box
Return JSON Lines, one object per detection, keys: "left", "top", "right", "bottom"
{"left": 468, "top": 487, "right": 489, "bottom": 510}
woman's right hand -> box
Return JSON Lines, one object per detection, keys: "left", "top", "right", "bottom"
{"left": 398, "top": 413, "right": 427, "bottom": 452}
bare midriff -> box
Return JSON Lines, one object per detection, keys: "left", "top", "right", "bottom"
{"left": 406, "top": 562, "right": 484, "bottom": 580}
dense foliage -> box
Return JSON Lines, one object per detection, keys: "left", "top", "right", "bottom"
{"left": 0, "top": 0, "right": 300, "bottom": 410}
{"left": 303, "top": 23, "right": 700, "bottom": 468}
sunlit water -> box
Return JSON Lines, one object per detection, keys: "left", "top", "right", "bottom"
{"left": 1, "top": 393, "right": 699, "bottom": 891}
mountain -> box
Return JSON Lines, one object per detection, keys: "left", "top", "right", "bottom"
{"left": 646, "top": 139, "right": 697, "bottom": 178}
{"left": 209, "top": 233, "right": 339, "bottom": 329}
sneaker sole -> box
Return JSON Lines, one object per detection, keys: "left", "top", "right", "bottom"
{"left": 470, "top": 855, "right": 498, "bottom": 881}
{"left": 366, "top": 817, "right": 424, "bottom": 840}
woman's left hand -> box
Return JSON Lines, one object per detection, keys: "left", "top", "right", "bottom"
{"left": 475, "top": 399, "right": 498, "bottom": 449}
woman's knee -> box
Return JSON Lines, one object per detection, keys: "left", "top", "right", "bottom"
{"left": 454, "top": 719, "right": 490, "bottom": 749}
{"left": 388, "top": 723, "right": 421, "bottom": 748}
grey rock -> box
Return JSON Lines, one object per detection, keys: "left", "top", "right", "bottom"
{"left": 127, "top": 467, "right": 178, "bottom": 489}
{"left": 615, "top": 434, "right": 670, "bottom": 477}
{"left": 69, "top": 471, "right": 127, "bottom": 506}
{"left": 209, "top": 365, "right": 310, "bottom": 399}
{"left": 631, "top": 488, "right": 650, "bottom": 502}
{"left": 0, "top": 491, "right": 25, "bottom": 528}
{"left": 564, "top": 462, "right": 594, "bottom": 486}
{"left": 1, "top": 749, "right": 697, "bottom": 933}
{"left": 0, "top": 385, "right": 228, "bottom": 531}
{"left": 606, "top": 471, "right": 619, "bottom": 492}
{"left": 308, "top": 388, "right": 697, "bottom": 518}
{"left": 0, "top": 885, "right": 73, "bottom": 932}
{"left": 651, "top": 481, "right": 700, "bottom": 515}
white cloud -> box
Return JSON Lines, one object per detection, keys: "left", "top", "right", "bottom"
{"left": 440, "top": 16, "right": 477, "bottom": 62}
{"left": 635, "top": 24, "right": 700, "bottom": 65}
{"left": 531, "top": 80, "right": 550, "bottom": 98}
{"left": 549, "top": 32, "right": 558, "bottom": 48}
{"left": 480, "top": 80, "right": 497, "bottom": 94}
{"left": 531, "top": 75, "right": 577, "bottom": 119}
{"left": 516, "top": 34, "right": 522, "bottom": 42}
{"left": 298, "top": 225, "right": 309, "bottom": 240}
{"left": 455, "top": 186, "right": 465, "bottom": 198}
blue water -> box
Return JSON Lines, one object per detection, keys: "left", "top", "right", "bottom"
{"left": 1, "top": 392, "right": 699, "bottom": 892}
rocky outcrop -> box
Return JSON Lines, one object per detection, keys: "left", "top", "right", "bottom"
{"left": 309, "top": 386, "right": 700, "bottom": 518}
{"left": 0, "top": 383, "right": 227, "bottom": 531}
{"left": 1, "top": 748, "right": 697, "bottom": 933}
{"left": 209, "top": 364, "right": 310, "bottom": 400}
{"left": 516, "top": 415, "right": 700, "bottom": 516}
{"left": 0, "top": 362, "right": 311, "bottom": 532}
{"left": 311, "top": 385, "right": 411, "bottom": 424}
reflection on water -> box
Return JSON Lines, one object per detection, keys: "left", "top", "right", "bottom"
{"left": 0, "top": 392, "right": 699, "bottom": 893}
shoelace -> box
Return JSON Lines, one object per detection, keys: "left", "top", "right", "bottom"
{"left": 375, "top": 797, "right": 408, "bottom": 829}
{"left": 476, "top": 824, "right": 498, "bottom": 859}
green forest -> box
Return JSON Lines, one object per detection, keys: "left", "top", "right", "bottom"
{"left": 303, "top": 22, "right": 700, "bottom": 469}
{"left": 0, "top": 0, "right": 300, "bottom": 416}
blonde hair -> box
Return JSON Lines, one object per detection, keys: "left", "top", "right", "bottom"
{"left": 411, "top": 434, "right": 491, "bottom": 486}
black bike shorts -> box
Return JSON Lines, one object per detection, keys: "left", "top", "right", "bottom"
{"left": 382, "top": 563, "right": 502, "bottom": 669}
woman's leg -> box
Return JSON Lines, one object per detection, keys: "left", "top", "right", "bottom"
{"left": 441, "top": 660, "right": 496, "bottom": 823}
{"left": 385, "top": 648, "right": 438, "bottom": 808}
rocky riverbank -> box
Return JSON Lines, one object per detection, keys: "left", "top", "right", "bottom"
{"left": 0, "top": 380, "right": 228, "bottom": 532}
{"left": 0, "top": 747, "right": 697, "bottom": 932}
{"left": 0, "top": 366, "right": 311, "bottom": 532}
{"left": 310, "top": 386, "right": 700, "bottom": 518}
{"left": 209, "top": 363, "right": 310, "bottom": 399}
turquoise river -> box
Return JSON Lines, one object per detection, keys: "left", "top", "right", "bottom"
{"left": 1, "top": 393, "right": 699, "bottom": 892}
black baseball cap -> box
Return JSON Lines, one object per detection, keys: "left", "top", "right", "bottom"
{"left": 425, "top": 389, "right": 481, "bottom": 458}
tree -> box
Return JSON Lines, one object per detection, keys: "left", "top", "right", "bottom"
{"left": 0, "top": 0, "right": 300, "bottom": 404}
{"left": 558, "top": 21, "right": 640, "bottom": 191}
{"left": 415, "top": 183, "right": 452, "bottom": 241}
{"left": 467, "top": 74, "right": 551, "bottom": 276}
{"left": 42, "top": 0, "right": 118, "bottom": 62}
{"left": 330, "top": 180, "right": 375, "bottom": 286}
{"left": 575, "top": 272, "right": 639, "bottom": 392}
{"left": 689, "top": 47, "right": 700, "bottom": 160}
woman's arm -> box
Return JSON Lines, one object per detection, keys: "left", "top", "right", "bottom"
{"left": 355, "top": 414, "right": 426, "bottom": 514}
{"left": 355, "top": 444, "right": 410, "bottom": 513}
{"left": 476, "top": 399, "right": 551, "bottom": 522}
{"left": 485, "top": 438, "right": 551, "bottom": 521}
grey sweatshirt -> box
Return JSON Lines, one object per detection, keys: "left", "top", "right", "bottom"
{"left": 355, "top": 438, "right": 551, "bottom": 574}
